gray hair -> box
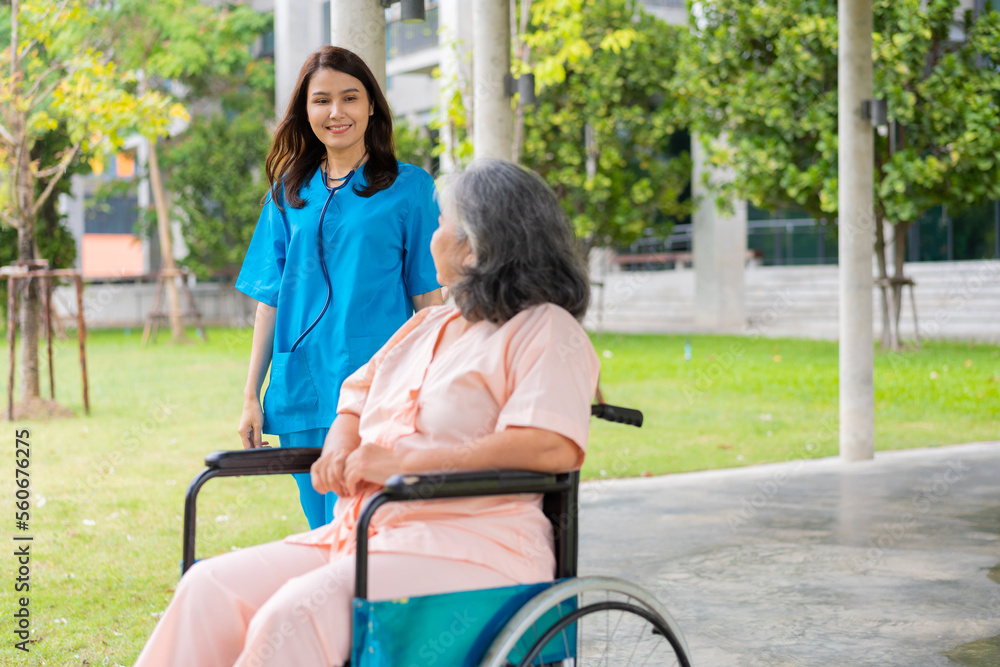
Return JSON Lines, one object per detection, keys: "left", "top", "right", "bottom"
{"left": 441, "top": 159, "right": 590, "bottom": 324}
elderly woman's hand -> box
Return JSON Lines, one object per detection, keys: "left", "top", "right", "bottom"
{"left": 311, "top": 414, "right": 363, "bottom": 496}
{"left": 342, "top": 444, "right": 407, "bottom": 496}
{"left": 311, "top": 446, "right": 352, "bottom": 496}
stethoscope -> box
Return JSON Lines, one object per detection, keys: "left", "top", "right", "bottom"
{"left": 289, "top": 164, "right": 357, "bottom": 353}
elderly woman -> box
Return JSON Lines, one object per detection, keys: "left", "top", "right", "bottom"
{"left": 134, "top": 159, "right": 599, "bottom": 667}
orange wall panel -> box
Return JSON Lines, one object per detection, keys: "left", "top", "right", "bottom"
{"left": 81, "top": 234, "right": 145, "bottom": 279}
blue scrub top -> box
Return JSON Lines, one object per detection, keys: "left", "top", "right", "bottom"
{"left": 235, "top": 162, "right": 441, "bottom": 435}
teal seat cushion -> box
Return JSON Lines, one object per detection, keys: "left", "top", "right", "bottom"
{"left": 351, "top": 579, "right": 577, "bottom": 666}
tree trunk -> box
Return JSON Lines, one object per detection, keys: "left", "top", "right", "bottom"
{"left": 11, "top": 101, "right": 41, "bottom": 405}
{"left": 873, "top": 211, "right": 892, "bottom": 350}
{"left": 890, "top": 221, "right": 913, "bottom": 350}
{"left": 16, "top": 223, "right": 40, "bottom": 404}
{"left": 147, "top": 138, "right": 187, "bottom": 343}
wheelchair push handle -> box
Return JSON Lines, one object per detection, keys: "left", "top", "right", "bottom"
{"left": 591, "top": 403, "right": 643, "bottom": 427}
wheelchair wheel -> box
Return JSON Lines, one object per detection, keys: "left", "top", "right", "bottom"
{"left": 480, "top": 576, "right": 692, "bottom": 667}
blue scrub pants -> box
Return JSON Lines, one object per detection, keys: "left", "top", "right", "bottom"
{"left": 279, "top": 428, "right": 336, "bottom": 529}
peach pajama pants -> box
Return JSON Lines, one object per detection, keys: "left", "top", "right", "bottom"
{"left": 133, "top": 541, "right": 518, "bottom": 667}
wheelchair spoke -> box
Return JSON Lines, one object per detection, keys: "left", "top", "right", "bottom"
{"left": 482, "top": 578, "right": 691, "bottom": 667}
{"left": 559, "top": 614, "right": 572, "bottom": 664}
{"left": 626, "top": 619, "right": 643, "bottom": 664}
{"left": 640, "top": 635, "right": 662, "bottom": 666}
{"left": 603, "top": 591, "right": 609, "bottom": 667}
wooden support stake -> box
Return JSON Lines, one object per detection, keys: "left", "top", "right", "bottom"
{"left": 6, "top": 276, "right": 17, "bottom": 422}
{"left": 909, "top": 282, "right": 921, "bottom": 349}
{"left": 180, "top": 273, "right": 207, "bottom": 342}
{"left": 74, "top": 274, "right": 90, "bottom": 415}
{"left": 44, "top": 276, "right": 54, "bottom": 400}
{"left": 142, "top": 268, "right": 207, "bottom": 345}
{"left": 141, "top": 272, "right": 165, "bottom": 347}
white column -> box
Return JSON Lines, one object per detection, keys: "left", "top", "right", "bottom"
{"left": 331, "top": 0, "right": 388, "bottom": 95}
{"left": 136, "top": 139, "right": 152, "bottom": 272}
{"left": 472, "top": 0, "right": 512, "bottom": 160}
{"left": 438, "top": 0, "right": 462, "bottom": 173}
{"left": 692, "top": 135, "right": 748, "bottom": 332}
{"left": 275, "top": 0, "right": 323, "bottom": 115}
{"left": 838, "top": 0, "right": 875, "bottom": 461}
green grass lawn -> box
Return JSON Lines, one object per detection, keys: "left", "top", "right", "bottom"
{"left": 0, "top": 326, "right": 997, "bottom": 664}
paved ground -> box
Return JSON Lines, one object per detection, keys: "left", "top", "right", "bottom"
{"left": 578, "top": 441, "right": 1000, "bottom": 666}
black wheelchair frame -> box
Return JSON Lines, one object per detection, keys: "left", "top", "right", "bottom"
{"left": 182, "top": 403, "right": 643, "bottom": 582}
{"left": 180, "top": 404, "right": 694, "bottom": 666}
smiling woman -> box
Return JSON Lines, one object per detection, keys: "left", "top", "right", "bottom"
{"left": 305, "top": 69, "right": 371, "bottom": 178}
{"left": 233, "top": 46, "right": 443, "bottom": 531}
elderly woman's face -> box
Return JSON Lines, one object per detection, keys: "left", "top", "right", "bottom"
{"left": 430, "top": 204, "right": 474, "bottom": 287}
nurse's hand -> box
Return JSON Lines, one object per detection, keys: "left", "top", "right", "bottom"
{"left": 238, "top": 399, "right": 269, "bottom": 449}
{"left": 342, "top": 444, "right": 405, "bottom": 496}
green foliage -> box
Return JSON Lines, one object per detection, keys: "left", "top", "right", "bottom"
{"left": 676, "top": 0, "right": 839, "bottom": 219}
{"left": 431, "top": 0, "right": 690, "bottom": 248}
{"left": 678, "top": 0, "right": 1000, "bottom": 224}
{"left": 874, "top": 0, "right": 1000, "bottom": 224}
{"left": 1, "top": 1, "right": 180, "bottom": 225}
{"left": 0, "top": 123, "right": 84, "bottom": 318}
{"left": 161, "top": 106, "right": 272, "bottom": 279}
{"left": 519, "top": 0, "right": 692, "bottom": 247}
{"left": 105, "top": 0, "right": 275, "bottom": 278}
{"left": 110, "top": 0, "right": 271, "bottom": 93}
{"left": 394, "top": 119, "right": 435, "bottom": 172}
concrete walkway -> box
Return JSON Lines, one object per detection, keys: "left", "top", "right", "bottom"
{"left": 578, "top": 441, "right": 1000, "bottom": 666}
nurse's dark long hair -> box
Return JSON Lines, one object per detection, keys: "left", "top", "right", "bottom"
{"left": 264, "top": 46, "right": 397, "bottom": 207}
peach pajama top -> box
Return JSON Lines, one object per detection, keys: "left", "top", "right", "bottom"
{"left": 284, "top": 302, "right": 600, "bottom": 583}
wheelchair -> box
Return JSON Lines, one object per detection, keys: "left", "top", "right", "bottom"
{"left": 182, "top": 404, "right": 693, "bottom": 666}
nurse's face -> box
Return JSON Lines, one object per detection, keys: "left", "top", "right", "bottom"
{"left": 306, "top": 68, "right": 372, "bottom": 158}
{"left": 431, "top": 204, "right": 475, "bottom": 287}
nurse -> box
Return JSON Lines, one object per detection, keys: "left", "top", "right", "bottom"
{"left": 235, "top": 46, "right": 443, "bottom": 529}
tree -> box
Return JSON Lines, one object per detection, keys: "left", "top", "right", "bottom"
{"left": 0, "top": 129, "right": 82, "bottom": 321}
{"left": 0, "top": 0, "right": 178, "bottom": 414}
{"left": 160, "top": 107, "right": 272, "bottom": 280}
{"left": 430, "top": 0, "right": 689, "bottom": 249}
{"left": 873, "top": 1, "right": 1000, "bottom": 347}
{"left": 160, "top": 50, "right": 274, "bottom": 280}
{"left": 394, "top": 119, "right": 435, "bottom": 174}
{"left": 677, "top": 0, "right": 1000, "bottom": 349}
{"left": 108, "top": 0, "right": 270, "bottom": 340}
{"left": 518, "top": 0, "right": 692, "bottom": 249}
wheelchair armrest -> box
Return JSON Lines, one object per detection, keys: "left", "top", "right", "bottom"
{"left": 204, "top": 447, "right": 322, "bottom": 475}
{"left": 182, "top": 448, "right": 323, "bottom": 574}
{"left": 356, "top": 469, "right": 577, "bottom": 598}
{"left": 380, "top": 469, "right": 573, "bottom": 501}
